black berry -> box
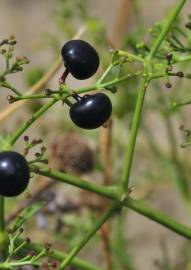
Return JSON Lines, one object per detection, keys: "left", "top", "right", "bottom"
{"left": 61, "top": 40, "right": 100, "bottom": 80}
{"left": 0, "top": 151, "right": 30, "bottom": 197}
{"left": 69, "top": 93, "right": 112, "bottom": 129}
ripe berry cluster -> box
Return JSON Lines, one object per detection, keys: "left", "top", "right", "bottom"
{"left": 61, "top": 39, "right": 112, "bottom": 129}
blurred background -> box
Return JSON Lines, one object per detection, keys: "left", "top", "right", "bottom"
{"left": 1, "top": 1, "right": 191, "bottom": 269}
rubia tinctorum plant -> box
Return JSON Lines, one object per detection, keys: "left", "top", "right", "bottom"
{"left": 0, "top": 0, "right": 191, "bottom": 269}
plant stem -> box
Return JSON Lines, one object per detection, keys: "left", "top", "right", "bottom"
{"left": 173, "top": 98, "right": 191, "bottom": 108}
{"left": 126, "top": 198, "right": 191, "bottom": 240}
{"left": 97, "top": 64, "right": 114, "bottom": 84}
{"left": 119, "top": 0, "right": 187, "bottom": 195}
{"left": 16, "top": 238, "right": 102, "bottom": 270}
{"left": 12, "top": 94, "right": 53, "bottom": 101}
{"left": 0, "top": 196, "right": 6, "bottom": 260}
{"left": 59, "top": 202, "right": 120, "bottom": 269}
{"left": 1, "top": 81, "right": 22, "bottom": 96}
{"left": 0, "top": 260, "right": 39, "bottom": 268}
{"left": 9, "top": 99, "right": 57, "bottom": 146}
{"left": 72, "top": 72, "right": 140, "bottom": 96}
{"left": 148, "top": 0, "right": 187, "bottom": 60}
{"left": 0, "top": 196, "right": 5, "bottom": 234}
{"left": 119, "top": 77, "right": 150, "bottom": 194}
{"left": 36, "top": 166, "right": 191, "bottom": 240}
{"left": 35, "top": 166, "right": 117, "bottom": 200}
{"left": 118, "top": 50, "right": 144, "bottom": 62}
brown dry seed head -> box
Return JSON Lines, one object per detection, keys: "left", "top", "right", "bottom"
{"left": 165, "top": 82, "right": 172, "bottom": 88}
{"left": 19, "top": 227, "right": 24, "bottom": 233}
{"left": 51, "top": 132, "right": 94, "bottom": 175}
{"left": 25, "top": 237, "right": 31, "bottom": 243}
{"left": 177, "top": 71, "right": 184, "bottom": 78}
{"left": 23, "top": 135, "right": 29, "bottom": 142}
{"left": 45, "top": 89, "right": 52, "bottom": 96}
{"left": 7, "top": 95, "right": 15, "bottom": 104}
{"left": 43, "top": 159, "right": 49, "bottom": 164}
{"left": 34, "top": 152, "right": 41, "bottom": 158}
{"left": 166, "top": 52, "right": 173, "bottom": 61}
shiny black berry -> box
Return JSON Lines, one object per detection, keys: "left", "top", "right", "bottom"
{"left": 69, "top": 93, "right": 112, "bottom": 129}
{"left": 0, "top": 151, "right": 30, "bottom": 197}
{"left": 61, "top": 40, "right": 100, "bottom": 80}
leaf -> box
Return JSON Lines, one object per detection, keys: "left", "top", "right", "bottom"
{"left": 10, "top": 201, "right": 45, "bottom": 232}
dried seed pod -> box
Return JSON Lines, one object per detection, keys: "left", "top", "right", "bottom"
{"left": 51, "top": 132, "right": 94, "bottom": 175}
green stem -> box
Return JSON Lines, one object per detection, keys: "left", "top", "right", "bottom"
{"left": 9, "top": 99, "right": 57, "bottom": 146}
{"left": 173, "top": 98, "right": 191, "bottom": 108}
{"left": 173, "top": 54, "right": 191, "bottom": 63}
{"left": 0, "top": 196, "right": 6, "bottom": 260}
{"left": 0, "top": 261, "right": 38, "bottom": 268}
{"left": 16, "top": 238, "right": 102, "bottom": 270}
{"left": 6, "top": 57, "right": 9, "bottom": 71}
{"left": 36, "top": 166, "right": 191, "bottom": 240}
{"left": 59, "top": 202, "right": 120, "bottom": 269}
{"left": 148, "top": 0, "right": 188, "bottom": 60}
{"left": 35, "top": 166, "right": 117, "bottom": 200}
{"left": 126, "top": 198, "right": 191, "bottom": 240}
{"left": 119, "top": 77, "right": 150, "bottom": 194}
{"left": 2, "top": 81, "right": 22, "bottom": 96}
{"left": 12, "top": 94, "right": 53, "bottom": 101}
{"left": 0, "top": 196, "right": 5, "bottom": 234}
{"left": 118, "top": 50, "right": 144, "bottom": 63}
{"left": 97, "top": 63, "right": 114, "bottom": 84}
{"left": 65, "top": 72, "right": 141, "bottom": 98}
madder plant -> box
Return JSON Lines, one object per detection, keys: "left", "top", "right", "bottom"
{"left": 1, "top": 0, "right": 191, "bottom": 269}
